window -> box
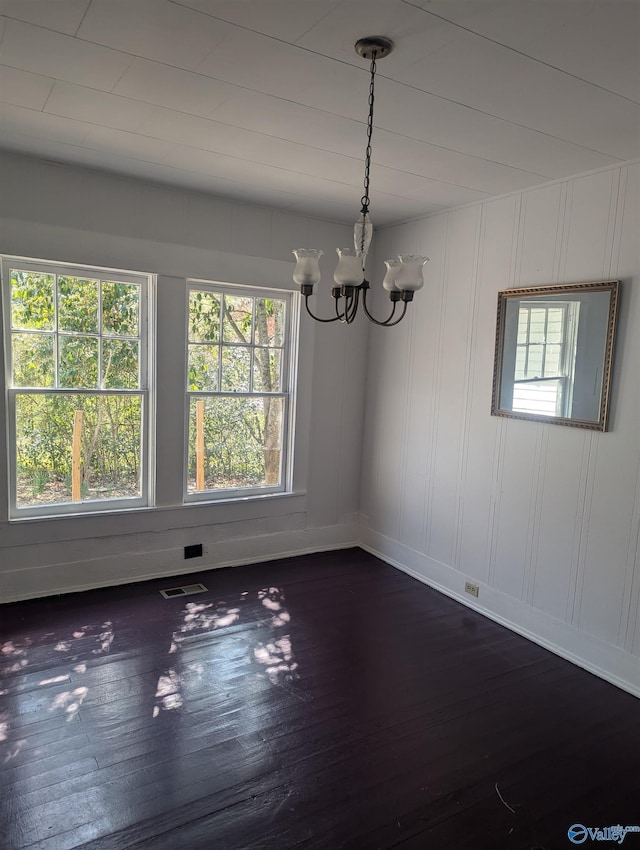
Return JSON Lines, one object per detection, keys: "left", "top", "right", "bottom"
{"left": 512, "top": 302, "right": 579, "bottom": 417}
{"left": 185, "top": 282, "right": 293, "bottom": 499}
{"left": 2, "top": 258, "right": 152, "bottom": 517}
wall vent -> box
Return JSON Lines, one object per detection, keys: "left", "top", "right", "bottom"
{"left": 160, "top": 583, "right": 208, "bottom": 599}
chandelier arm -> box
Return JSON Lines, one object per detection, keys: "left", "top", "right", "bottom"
{"left": 361, "top": 290, "right": 409, "bottom": 326}
{"left": 336, "top": 295, "right": 348, "bottom": 322}
{"left": 346, "top": 287, "right": 361, "bottom": 323}
{"left": 336, "top": 295, "right": 351, "bottom": 325}
{"left": 378, "top": 300, "right": 408, "bottom": 327}
{"left": 361, "top": 287, "right": 400, "bottom": 325}
{"left": 304, "top": 294, "right": 342, "bottom": 323}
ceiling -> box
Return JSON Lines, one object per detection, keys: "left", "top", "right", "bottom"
{"left": 0, "top": 0, "right": 638, "bottom": 225}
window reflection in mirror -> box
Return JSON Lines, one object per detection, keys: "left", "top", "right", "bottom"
{"left": 492, "top": 281, "right": 620, "bottom": 431}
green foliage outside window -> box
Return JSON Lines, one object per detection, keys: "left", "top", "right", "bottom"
{"left": 7, "top": 269, "right": 290, "bottom": 508}
{"left": 9, "top": 270, "right": 143, "bottom": 508}
{"left": 187, "top": 289, "right": 287, "bottom": 492}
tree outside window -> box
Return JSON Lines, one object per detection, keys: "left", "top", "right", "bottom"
{"left": 186, "top": 284, "right": 290, "bottom": 497}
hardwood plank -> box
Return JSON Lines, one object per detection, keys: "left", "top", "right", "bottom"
{"left": 1, "top": 548, "right": 637, "bottom": 850}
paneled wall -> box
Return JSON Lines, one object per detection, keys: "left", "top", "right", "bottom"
{"left": 361, "top": 163, "right": 640, "bottom": 696}
{"left": 0, "top": 152, "right": 367, "bottom": 601}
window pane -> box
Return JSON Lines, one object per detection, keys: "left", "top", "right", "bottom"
{"left": 12, "top": 333, "right": 55, "bottom": 387}
{"left": 189, "top": 290, "right": 220, "bottom": 342}
{"left": 513, "top": 380, "right": 561, "bottom": 416}
{"left": 188, "top": 344, "right": 219, "bottom": 391}
{"left": 102, "top": 339, "right": 139, "bottom": 388}
{"left": 222, "top": 295, "right": 252, "bottom": 343}
{"left": 528, "top": 309, "right": 547, "bottom": 343}
{"left": 254, "top": 298, "right": 285, "bottom": 346}
{"left": 59, "top": 336, "right": 99, "bottom": 388}
{"left": 58, "top": 276, "right": 99, "bottom": 333}
{"left": 253, "top": 349, "right": 281, "bottom": 391}
{"left": 514, "top": 345, "right": 526, "bottom": 381}
{"left": 102, "top": 282, "right": 139, "bottom": 336}
{"left": 527, "top": 345, "right": 543, "bottom": 376}
{"left": 15, "top": 393, "right": 143, "bottom": 508}
{"left": 187, "top": 396, "right": 282, "bottom": 492}
{"left": 221, "top": 346, "right": 250, "bottom": 391}
{"left": 546, "top": 311, "right": 564, "bottom": 344}
{"left": 11, "top": 271, "right": 55, "bottom": 330}
{"left": 543, "top": 344, "right": 562, "bottom": 376}
{"left": 517, "top": 308, "right": 529, "bottom": 344}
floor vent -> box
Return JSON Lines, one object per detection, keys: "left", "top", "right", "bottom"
{"left": 160, "top": 583, "right": 208, "bottom": 599}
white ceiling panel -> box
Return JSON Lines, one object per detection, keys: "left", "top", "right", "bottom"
{"left": 370, "top": 164, "right": 488, "bottom": 207}
{"left": 412, "top": 1, "right": 575, "bottom": 49}
{"left": 210, "top": 88, "right": 367, "bottom": 157}
{"left": 0, "top": 0, "right": 637, "bottom": 224}
{"left": 523, "top": 3, "right": 640, "bottom": 103}
{"left": 371, "top": 130, "right": 546, "bottom": 194}
{"left": 353, "top": 78, "right": 621, "bottom": 178}
{"left": 195, "top": 24, "right": 351, "bottom": 101}
{"left": 178, "top": 0, "right": 341, "bottom": 42}
{"left": 44, "top": 82, "right": 159, "bottom": 134}
{"left": 401, "top": 30, "right": 640, "bottom": 159}
{"left": 76, "top": 0, "right": 225, "bottom": 71}
{"left": 140, "top": 106, "right": 365, "bottom": 186}
{"left": 64, "top": 124, "right": 175, "bottom": 166}
{"left": 0, "top": 65, "right": 53, "bottom": 110}
{"left": 0, "top": 18, "right": 131, "bottom": 91}
{"left": 0, "top": 102, "right": 92, "bottom": 146}
{"left": 159, "top": 143, "right": 366, "bottom": 212}
{"left": 421, "top": 0, "right": 640, "bottom": 102}
{"left": 0, "top": 0, "right": 91, "bottom": 36}
{"left": 210, "top": 88, "right": 547, "bottom": 195}
{"left": 139, "top": 106, "right": 287, "bottom": 155}
{"left": 112, "top": 58, "right": 236, "bottom": 118}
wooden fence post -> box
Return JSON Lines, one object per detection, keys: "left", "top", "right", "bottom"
{"left": 72, "top": 410, "right": 83, "bottom": 502}
{"left": 196, "top": 401, "right": 205, "bottom": 491}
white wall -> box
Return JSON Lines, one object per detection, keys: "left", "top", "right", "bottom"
{"left": 360, "top": 162, "right": 640, "bottom": 697}
{"left": 0, "top": 152, "right": 368, "bottom": 600}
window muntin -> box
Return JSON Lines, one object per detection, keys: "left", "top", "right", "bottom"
{"left": 3, "top": 259, "right": 151, "bottom": 517}
{"left": 186, "top": 283, "right": 290, "bottom": 499}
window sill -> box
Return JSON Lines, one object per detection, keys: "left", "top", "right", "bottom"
{"left": 3, "top": 491, "right": 308, "bottom": 545}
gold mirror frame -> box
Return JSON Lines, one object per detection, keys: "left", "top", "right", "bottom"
{"left": 491, "top": 280, "right": 620, "bottom": 431}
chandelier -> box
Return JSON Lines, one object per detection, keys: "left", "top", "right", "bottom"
{"left": 292, "top": 36, "right": 428, "bottom": 326}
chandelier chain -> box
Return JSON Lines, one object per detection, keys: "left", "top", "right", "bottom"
{"left": 361, "top": 53, "right": 377, "bottom": 214}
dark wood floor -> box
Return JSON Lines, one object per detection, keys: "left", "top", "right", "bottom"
{"left": 1, "top": 548, "right": 638, "bottom": 850}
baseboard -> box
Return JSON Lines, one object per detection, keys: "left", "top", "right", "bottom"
{"left": 1, "top": 523, "right": 360, "bottom": 603}
{"left": 5, "top": 519, "right": 638, "bottom": 702}
{"left": 360, "top": 529, "right": 640, "bottom": 700}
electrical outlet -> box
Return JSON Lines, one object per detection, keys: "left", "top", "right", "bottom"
{"left": 464, "top": 581, "right": 479, "bottom": 598}
{"left": 184, "top": 544, "right": 203, "bottom": 559}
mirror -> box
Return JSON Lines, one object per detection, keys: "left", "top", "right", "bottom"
{"left": 491, "top": 280, "right": 620, "bottom": 431}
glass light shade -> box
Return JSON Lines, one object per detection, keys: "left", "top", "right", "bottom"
{"left": 334, "top": 248, "right": 363, "bottom": 287}
{"left": 382, "top": 258, "right": 401, "bottom": 292}
{"left": 395, "top": 254, "right": 429, "bottom": 292}
{"left": 354, "top": 212, "right": 373, "bottom": 262}
{"left": 292, "top": 248, "right": 323, "bottom": 287}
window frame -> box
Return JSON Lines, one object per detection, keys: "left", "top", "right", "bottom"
{"left": 183, "top": 279, "right": 296, "bottom": 503}
{"left": 2, "top": 256, "right": 155, "bottom": 520}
